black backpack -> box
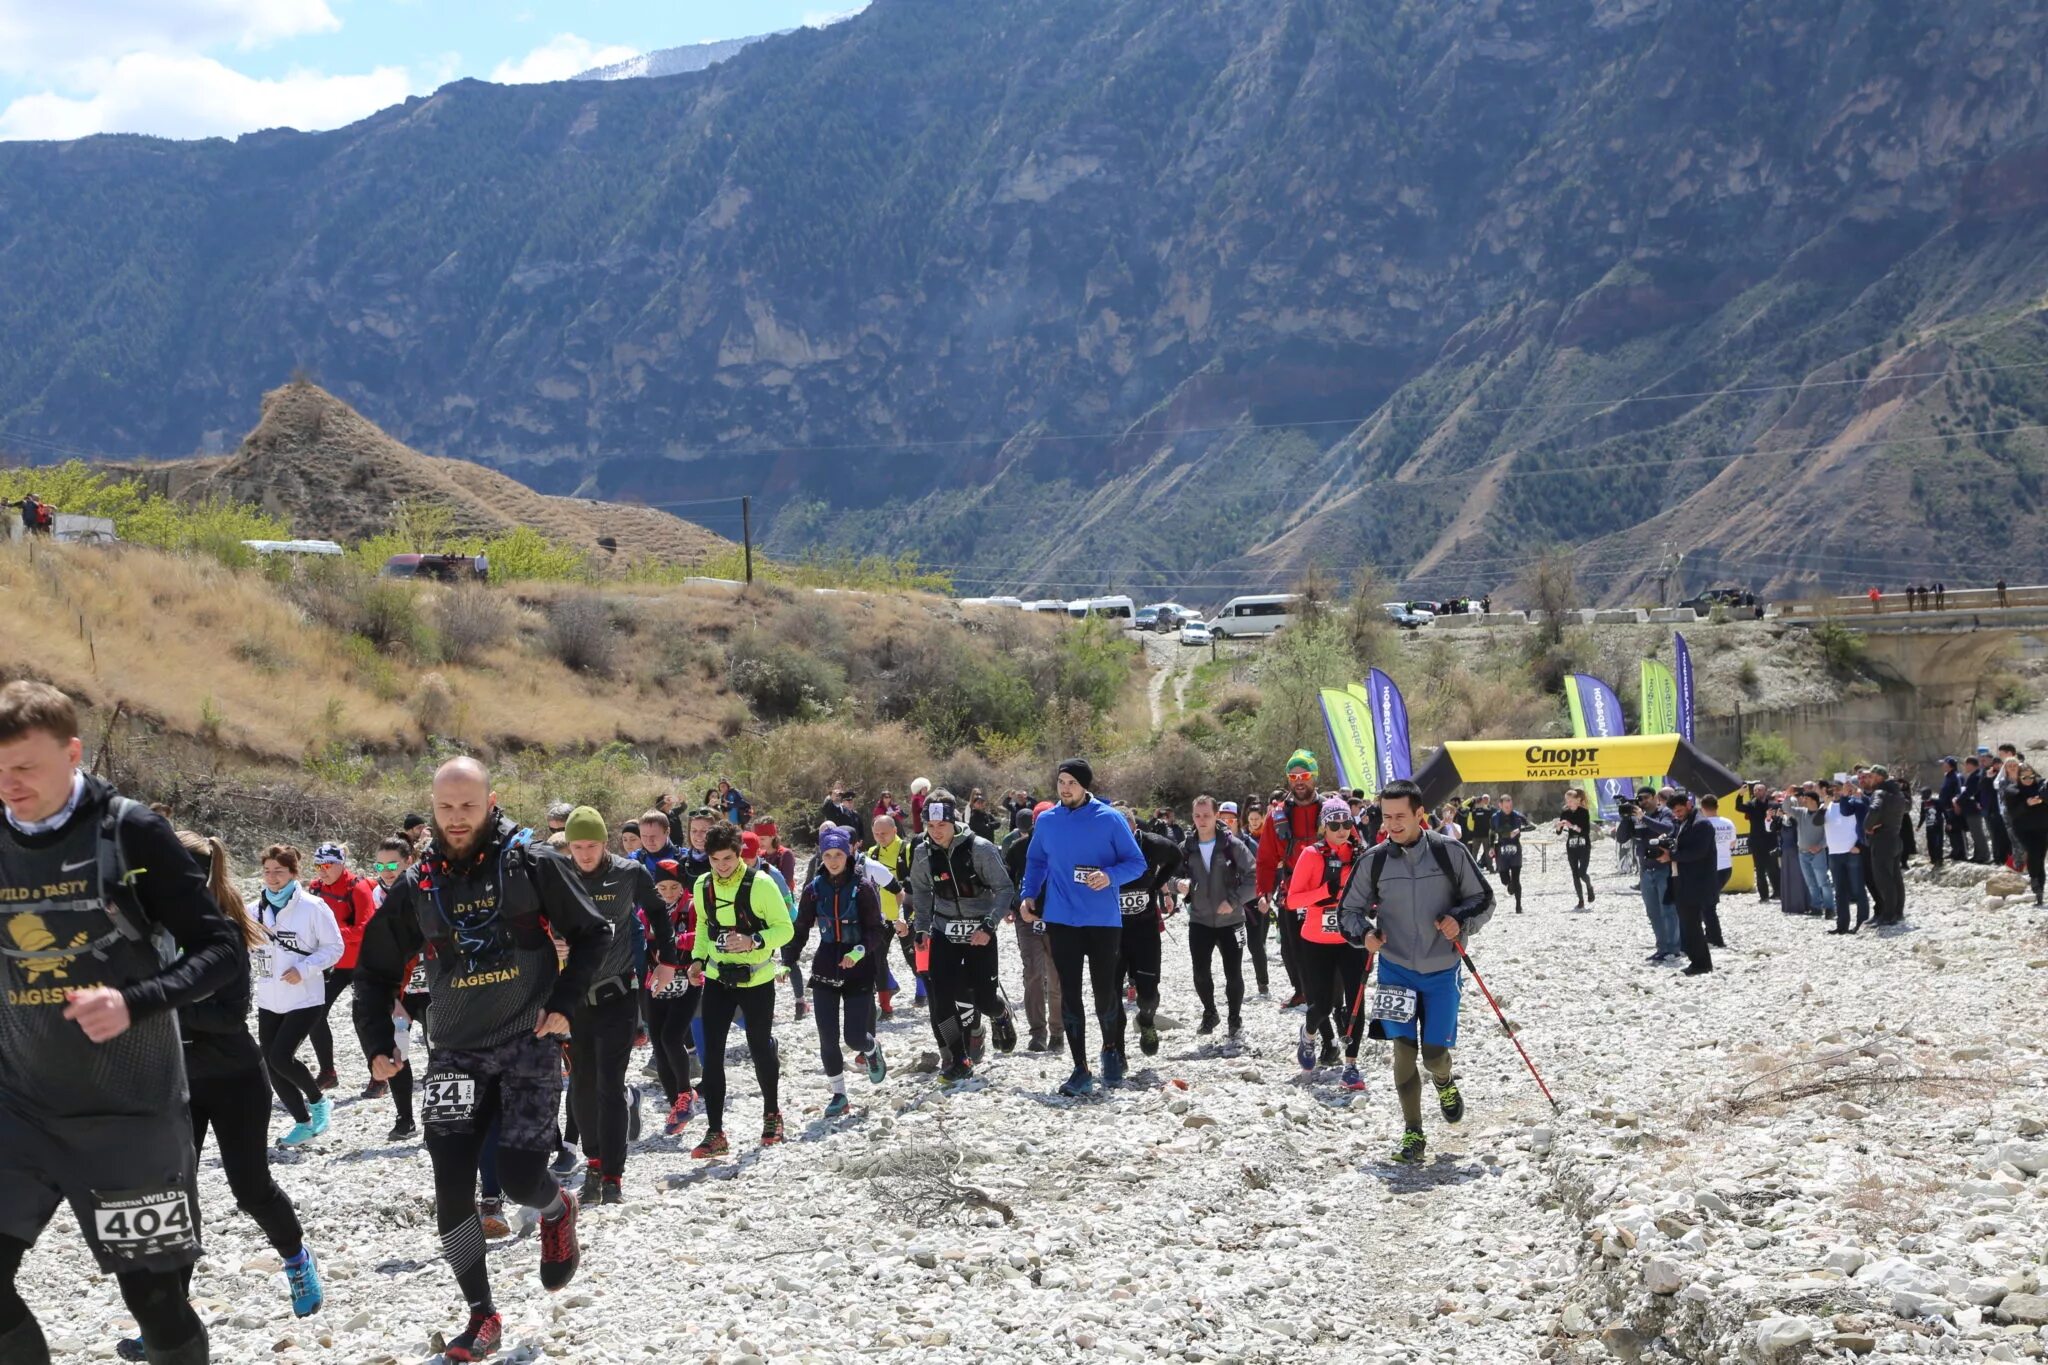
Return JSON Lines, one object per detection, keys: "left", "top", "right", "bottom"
{"left": 1361, "top": 832, "right": 1476, "bottom": 917}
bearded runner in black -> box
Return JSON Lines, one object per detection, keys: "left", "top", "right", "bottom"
{"left": 353, "top": 758, "right": 610, "bottom": 1364}
{"left": 0, "top": 681, "right": 242, "bottom": 1365}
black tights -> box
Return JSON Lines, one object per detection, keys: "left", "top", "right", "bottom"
{"left": 1, "top": 1236, "right": 206, "bottom": 1363}
{"left": 1186, "top": 921, "right": 1244, "bottom": 1019}
{"left": 388, "top": 994, "right": 430, "bottom": 1125}
{"left": 1243, "top": 909, "right": 1271, "bottom": 993}
{"left": 190, "top": 1069, "right": 304, "bottom": 1261}
{"left": 648, "top": 988, "right": 701, "bottom": 1106}
{"left": 425, "top": 1122, "right": 559, "bottom": 1314}
{"left": 308, "top": 967, "right": 352, "bottom": 1075}
{"left": 1047, "top": 923, "right": 1124, "bottom": 1068}
{"left": 698, "top": 978, "right": 780, "bottom": 1135}
{"left": 568, "top": 992, "right": 638, "bottom": 1178}
{"left": 1566, "top": 845, "right": 1594, "bottom": 904}
{"left": 257, "top": 1007, "right": 323, "bottom": 1124}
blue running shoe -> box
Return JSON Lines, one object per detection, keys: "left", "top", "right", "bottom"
{"left": 284, "top": 1246, "right": 324, "bottom": 1318}
{"left": 1100, "top": 1049, "right": 1126, "bottom": 1089}
{"left": 1296, "top": 1026, "right": 1316, "bottom": 1072}
{"left": 1057, "top": 1067, "right": 1098, "bottom": 1098}
{"left": 823, "top": 1093, "right": 851, "bottom": 1119}
{"left": 278, "top": 1121, "right": 317, "bottom": 1148}
{"left": 306, "top": 1097, "right": 332, "bottom": 1136}
{"left": 1341, "top": 1064, "right": 1365, "bottom": 1092}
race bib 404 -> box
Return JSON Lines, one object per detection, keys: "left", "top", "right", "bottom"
{"left": 91, "top": 1187, "right": 198, "bottom": 1260}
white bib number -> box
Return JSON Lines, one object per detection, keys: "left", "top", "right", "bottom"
{"left": 1567, "top": 836, "right": 1588, "bottom": 850}
{"left": 1118, "top": 891, "right": 1150, "bottom": 917}
{"left": 91, "top": 1188, "right": 197, "bottom": 1259}
{"left": 1369, "top": 986, "right": 1419, "bottom": 1023}
{"left": 250, "top": 948, "right": 273, "bottom": 982}
{"left": 1319, "top": 907, "right": 1339, "bottom": 937}
{"left": 405, "top": 960, "right": 429, "bottom": 994}
{"left": 422, "top": 1075, "right": 478, "bottom": 1125}
{"left": 942, "top": 918, "right": 979, "bottom": 942}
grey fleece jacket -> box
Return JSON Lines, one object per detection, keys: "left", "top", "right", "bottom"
{"left": 1178, "top": 829, "right": 1257, "bottom": 929}
{"left": 1789, "top": 805, "right": 1829, "bottom": 854}
{"left": 909, "top": 832, "right": 1015, "bottom": 939}
{"left": 1337, "top": 831, "right": 1493, "bottom": 975}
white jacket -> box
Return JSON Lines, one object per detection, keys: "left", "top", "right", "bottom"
{"left": 249, "top": 884, "right": 344, "bottom": 1013}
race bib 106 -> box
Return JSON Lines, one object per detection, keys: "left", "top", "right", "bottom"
{"left": 1118, "top": 892, "right": 1149, "bottom": 916}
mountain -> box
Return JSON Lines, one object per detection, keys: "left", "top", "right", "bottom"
{"left": 572, "top": 35, "right": 773, "bottom": 82}
{"left": 2, "top": 0, "right": 2045, "bottom": 602}
{"left": 109, "top": 381, "right": 731, "bottom": 566}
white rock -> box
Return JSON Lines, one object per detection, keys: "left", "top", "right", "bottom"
{"left": 1643, "top": 1258, "right": 1686, "bottom": 1294}
{"left": 1752, "top": 1316, "right": 1816, "bottom": 1353}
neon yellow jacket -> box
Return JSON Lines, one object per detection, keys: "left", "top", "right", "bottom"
{"left": 690, "top": 866, "right": 794, "bottom": 988}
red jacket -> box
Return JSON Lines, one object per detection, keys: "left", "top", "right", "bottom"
{"left": 309, "top": 872, "right": 379, "bottom": 970}
{"left": 1255, "top": 796, "right": 1324, "bottom": 899}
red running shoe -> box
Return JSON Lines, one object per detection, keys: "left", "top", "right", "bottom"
{"left": 444, "top": 1310, "right": 502, "bottom": 1361}
{"left": 539, "top": 1197, "right": 580, "bottom": 1292}
{"left": 664, "top": 1090, "right": 696, "bottom": 1137}
{"left": 761, "top": 1110, "right": 785, "bottom": 1145}
{"left": 691, "top": 1130, "right": 730, "bottom": 1159}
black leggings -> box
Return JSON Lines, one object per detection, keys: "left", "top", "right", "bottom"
{"left": 1187, "top": 921, "right": 1243, "bottom": 1018}
{"left": 1275, "top": 905, "right": 1305, "bottom": 995}
{"left": 926, "top": 935, "right": 1006, "bottom": 1056}
{"left": 308, "top": 967, "right": 352, "bottom": 1075}
{"left": 1298, "top": 938, "right": 1366, "bottom": 1057}
{"left": 1566, "top": 843, "right": 1594, "bottom": 903}
{"left": 1047, "top": 922, "right": 1124, "bottom": 1068}
{"left": 190, "top": 1068, "right": 304, "bottom": 1261}
{"left": 698, "top": 977, "right": 780, "bottom": 1135}
{"left": 569, "top": 991, "right": 639, "bottom": 1178}
{"left": 388, "top": 993, "right": 430, "bottom": 1125}
{"left": 1117, "top": 920, "right": 1162, "bottom": 1022}
{"left": 1, "top": 1236, "right": 205, "bottom": 1363}
{"left": 812, "top": 981, "right": 875, "bottom": 1078}
{"left": 1243, "top": 909, "right": 1271, "bottom": 993}
{"left": 257, "top": 1007, "right": 324, "bottom": 1124}
{"left": 425, "top": 1119, "right": 558, "bottom": 1315}
{"left": 1497, "top": 853, "right": 1523, "bottom": 908}
{"left": 2019, "top": 829, "right": 2047, "bottom": 902}
{"left": 647, "top": 987, "right": 701, "bottom": 1106}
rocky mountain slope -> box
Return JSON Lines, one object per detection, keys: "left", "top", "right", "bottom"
{"left": 2, "top": 0, "right": 2045, "bottom": 600}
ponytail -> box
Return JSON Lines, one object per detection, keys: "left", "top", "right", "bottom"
{"left": 179, "top": 829, "right": 263, "bottom": 948}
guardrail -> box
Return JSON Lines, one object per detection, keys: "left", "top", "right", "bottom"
{"left": 1776, "top": 584, "right": 2048, "bottom": 617}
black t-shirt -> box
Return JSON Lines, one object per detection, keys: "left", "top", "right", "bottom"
{"left": 1558, "top": 807, "right": 1592, "bottom": 844}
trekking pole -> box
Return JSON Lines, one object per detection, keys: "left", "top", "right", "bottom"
{"left": 1454, "top": 939, "right": 1560, "bottom": 1114}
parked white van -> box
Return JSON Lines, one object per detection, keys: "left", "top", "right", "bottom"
{"left": 1208, "top": 593, "right": 1301, "bottom": 639}
{"left": 1066, "top": 595, "right": 1135, "bottom": 624}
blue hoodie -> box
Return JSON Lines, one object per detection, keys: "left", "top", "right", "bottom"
{"left": 1020, "top": 796, "right": 1148, "bottom": 928}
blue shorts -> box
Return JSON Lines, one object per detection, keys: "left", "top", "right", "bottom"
{"left": 1374, "top": 958, "right": 1462, "bottom": 1049}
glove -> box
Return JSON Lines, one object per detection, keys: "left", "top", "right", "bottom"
{"left": 1338, "top": 906, "right": 1371, "bottom": 948}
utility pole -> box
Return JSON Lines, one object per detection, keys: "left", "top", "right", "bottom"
{"left": 741, "top": 495, "right": 753, "bottom": 585}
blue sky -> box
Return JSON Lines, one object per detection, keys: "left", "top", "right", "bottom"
{"left": 0, "top": 1, "right": 864, "bottom": 141}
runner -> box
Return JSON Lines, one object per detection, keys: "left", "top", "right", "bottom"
{"left": 866, "top": 814, "right": 922, "bottom": 1016}
{"left": 1491, "top": 794, "right": 1532, "bottom": 914}
{"left": 365, "top": 837, "right": 427, "bottom": 1139}
{"left": 1555, "top": 789, "right": 1595, "bottom": 909}
{"left": 1019, "top": 759, "right": 1147, "bottom": 1096}
{"left": 250, "top": 845, "right": 344, "bottom": 1147}
{"left": 1338, "top": 779, "right": 1494, "bottom": 1164}
{"left": 304, "top": 842, "right": 378, "bottom": 1095}
{"left": 909, "top": 790, "right": 1018, "bottom": 1082}
{"left": 1178, "top": 795, "right": 1256, "bottom": 1038}
{"left": 1236, "top": 802, "right": 1274, "bottom": 996}
{"left": 114, "top": 832, "right": 325, "bottom": 1362}
{"left": 352, "top": 757, "right": 612, "bottom": 1362}
{"left": 0, "top": 680, "right": 244, "bottom": 1365}
{"left": 644, "top": 860, "right": 702, "bottom": 1136}
{"left": 1113, "top": 804, "right": 1182, "bottom": 1059}
{"left": 1004, "top": 804, "right": 1063, "bottom": 1051}
{"left": 562, "top": 808, "right": 678, "bottom": 1205}
{"left": 792, "top": 828, "right": 888, "bottom": 1116}
{"left": 1254, "top": 751, "right": 1324, "bottom": 1009}
{"left": 685, "top": 823, "right": 793, "bottom": 1158}
{"left": 1283, "top": 798, "right": 1369, "bottom": 1088}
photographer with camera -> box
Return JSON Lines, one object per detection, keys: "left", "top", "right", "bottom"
{"left": 1654, "top": 791, "right": 1718, "bottom": 976}
{"left": 1632, "top": 789, "right": 1681, "bottom": 964}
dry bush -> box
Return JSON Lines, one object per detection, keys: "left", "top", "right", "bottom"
{"left": 543, "top": 592, "right": 617, "bottom": 677}
{"left": 739, "top": 720, "right": 938, "bottom": 831}
{"left": 409, "top": 672, "right": 461, "bottom": 737}
{"left": 1212, "top": 684, "right": 1262, "bottom": 721}
{"left": 1099, "top": 733, "right": 1211, "bottom": 807}
{"left": 433, "top": 583, "right": 514, "bottom": 665}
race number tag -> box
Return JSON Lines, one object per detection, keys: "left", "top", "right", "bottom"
{"left": 90, "top": 1187, "right": 198, "bottom": 1262}
{"left": 405, "top": 960, "right": 429, "bottom": 994}
{"left": 1567, "top": 836, "right": 1588, "bottom": 850}
{"left": 250, "top": 948, "right": 273, "bottom": 982}
{"left": 421, "top": 1074, "right": 478, "bottom": 1126}
{"left": 1369, "top": 986, "right": 1419, "bottom": 1023}
{"left": 942, "top": 918, "right": 979, "bottom": 943}
{"left": 1319, "top": 907, "right": 1339, "bottom": 936}
{"left": 1118, "top": 892, "right": 1150, "bottom": 917}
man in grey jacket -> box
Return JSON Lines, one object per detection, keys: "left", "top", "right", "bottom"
{"left": 1339, "top": 779, "right": 1494, "bottom": 1165}
{"left": 909, "top": 790, "right": 1019, "bottom": 1082}
{"left": 1177, "top": 795, "right": 1258, "bottom": 1038}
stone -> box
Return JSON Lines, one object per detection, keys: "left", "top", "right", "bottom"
{"left": 1183, "top": 1114, "right": 1217, "bottom": 1129}
{"left": 1998, "top": 1294, "right": 2048, "bottom": 1326}
{"left": 1694, "top": 1190, "right": 1730, "bottom": 1215}
{"left": 2020, "top": 1117, "right": 2047, "bottom": 1138}
{"left": 1754, "top": 1316, "right": 1816, "bottom": 1356}
{"left": 1643, "top": 1258, "right": 1685, "bottom": 1294}
{"left": 911, "top": 1249, "right": 939, "bottom": 1269}
{"left": 1836, "top": 1101, "right": 1871, "bottom": 1120}
{"left": 1994, "top": 1141, "right": 2047, "bottom": 1174}
{"left": 1600, "top": 1326, "right": 1644, "bottom": 1362}
{"left": 1833, "top": 1334, "right": 1878, "bottom": 1353}
{"left": 1561, "top": 1304, "right": 1595, "bottom": 1334}
{"left": 1954, "top": 1046, "right": 1995, "bottom": 1062}
{"left": 1823, "top": 1246, "right": 1869, "bottom": 1274}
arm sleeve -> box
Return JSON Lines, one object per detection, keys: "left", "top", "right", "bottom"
{"left": 1100, "top": 816, "right": 1149, "bottom": 887}
{"left": 113, "top": 811, "right": 244, "bottom": 1022}
{"left": 632, "top": 864, "right": 679, "bottom": 967}
{"left": 974, "top": 839, "right": 1013, "bottom": 926}
{"left": 1149, "top": 834, "right": 1183, "bottom": 885}
{"left": 530, "top": 849, "right": 614, "bottom": 1018}
{"left": 1021, "top": 830, "right": 1047, "bottom": 902}
{"left": 1283, "top": 848, "right": 1322, "bottom": 912}
{"left": 908, "top": 845, "right": 934, "bottom": 936}
{"left": 350, "top": 882, "right": 424, "bottom": 1060}
{"left": 299, "top": 890, "right": 346, "bottom": 974}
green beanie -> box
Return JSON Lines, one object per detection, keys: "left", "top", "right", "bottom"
{"left": 1285, "top": 749, "right": 1320, "bottom": 776}
{"left": 564, "top": 806, "right": 608, "bottom": 843}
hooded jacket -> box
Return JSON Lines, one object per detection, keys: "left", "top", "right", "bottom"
{"left": 1179, "top": 826, "right": 1255, "bottom": 929}
{"left": 1019, "top": 795, "right": 1148, "bottom": 928}
{"left": 249, "top": 882, "right": 345, "bottom": 1013}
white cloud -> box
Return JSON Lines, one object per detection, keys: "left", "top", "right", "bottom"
{"left": 801, "top": 4, "right": 868, "bottom": 27}
{"left": 489, "top": 33, "right": 638, "bottom": 85}
{"left": 0, "top": 49, "right": 415, "bottom": 140}
{"left": 0, "top": 0, "right": 340, "bottom": 76}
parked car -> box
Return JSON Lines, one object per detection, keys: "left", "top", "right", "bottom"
{"left": 381, "top": 552, "right": 488, "bottom": 583}
{"left": 1387, "top": 605, "right": 1432, "bottom": 629}
{"left": 1135, "top": 606, "right": 1162, "bottom": 630}
{"left": 1150, "top": 602, "right": 1195, "bottom": 632}
{"left": 1066, "top": 595, "right": 1136, "bottom": 624}
{"left": 1680, "top": 586, "right": 1758, "bottom": 613}
{"left": 1179, "top": 619, "right": 1214, "bottom": 646}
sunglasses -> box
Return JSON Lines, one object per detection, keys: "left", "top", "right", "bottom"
{"left": 373, "top": 861, "right": 402, "bottom": 873}
{"left": 1325, "top": 818, "right": 1355, "bottom": 828}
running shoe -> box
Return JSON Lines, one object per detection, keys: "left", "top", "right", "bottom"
{"left": 991, "top": 1013, "right": 1017, "bottom": 1053}
{"left": 550, "top": 1143, "right": 581, "bottom": 1177}
{"left": 1390, "top": 1129, "right": 1428, "bottom": 1165}
{"left": 1340, "top": 1064, "right": 1365, "bottom": 1092}
{"left": 283, "top": 1246, "right": 324, "bottom": 1318}
{"left": 315, "top": 1067, "right": 340, "bottom": 1092}
{"left": 1196, "top": 1009, "right": 1220, "bottom": 1037}
{"left": 116, "top": 1339, "right": 148, "bottom": 1362}
{"left": 538, "top": 1196, "right": 580, "bottom": 1291}
{"left": 1295, "top": 1026, "right": 1316, "bottom": 1071}
{"left": 1058, "top": 1068, "right": 1098, "bottom": 1099}
{"left": 691, "top": 1131, "right": 730, "bottom": 1159}
{"left": 761, "top": 1111, "right": 786, "bottom": 1146}
{"left": 278, "top": 1120, "right": 318, "bottom": 1148}
{"left": 912, "top": 982, "right": 927, "bottom": 1006}
{"left": 794, "top": 998, "right": 810, "bottom": 1022}
{"left": 940, "top": 1059, "right": 974, "bottom": 1084}
{"left": 1139, "top": 1021, "right": 1160, "bottom": 1056}
{"left": 824, "top": 1093, "right": 852, "bottom": 1119}
{"left": 1101, "top": 1048, "right": 1126, "bottom": 1089}
{"left": 360, "top": 1078, "right": 388, "bottom": 1100}
{"left": 1317, "top": 1041, "right": 1341, "bottom": 1068}
{"left": 479, "top": 1197, "right": 510, "bottom": 1239}
{"left": 578, "top": 1167, "right": 604, "bottom": 1207}
{"left": 665, "top": 1090, "right": 696, "bottom": 1137}
{"left": 1227, "top": 1012, "right": 1243, "bottom": 1038}
{"left": 307, "top": 1097, "right": 332, "bottom": 1137}
{"left": 387, "top": 1117, "right": 418, "bottom": 1142}
{"left": 1280, "top": 992, "right": 1306, "bottom": 1010}
{"left": 966, "top": 1027, "right": 987, "bottom": 1065}
{"left": 599, "top": 1179, "right": 623, "bottom": 1206}
{"left": 1436, "top": 1078, "right": 1465, "bottom": 1123}
{"left": 865, "top": 1044, "right": 888, "bottom": 1084}
{"left": 626, "top": 1084, "right": 643, "bottom": 1142}
{"left": 443, "top": 1310, "right": 502, "bottom": 1362}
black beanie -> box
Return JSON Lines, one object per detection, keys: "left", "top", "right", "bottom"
{"left": 1057, "top": 758, "right": 1094, "bottom": 791}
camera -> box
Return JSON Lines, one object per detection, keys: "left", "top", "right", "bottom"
{"left": 1647, "top": 833, "right": 1677, "bottom": 857}
{"left": 1617, "top": 801, "right": 1640, "bottom": 819}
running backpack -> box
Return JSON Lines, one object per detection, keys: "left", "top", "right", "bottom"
{"left": 702, "top": 868, "right": 767, "bottom": 937}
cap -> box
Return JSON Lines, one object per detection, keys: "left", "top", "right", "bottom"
{"left": 1868, "top": 764, "right": 1890, "bottom": 778}
{"left": 564, "top": 806, "right": 607, "bottom": 843}
{"left": 1218, "top": 801, "right": 1239, "bottom": 815}
{"left": 819, "top": 828, "right": 854, "bottom": 854}
{"left": 1056, "top": 758, "right": 1095, "bottom": 790}
{"left": 1033, "top": 800, "right": 1055, "bottom": 817}
{"left": 653, "top": 859, "right": 684, "bottom": 886}
{"left": 547, "top": 801, "right": 574, "bottom": 822}
{"left": 313, "top": 841, "right": 346, "bottom": 865}
{"left": 1319, "top": 798, "right": 1353, "bottom": 824}
{"left": 402, "top": 813, "right": 428, "bottom": 831}
{"left": 1978, "top": 746, "right": 1993, "bottom": 755}
{"left": 740, "top": 832, "right": 762, "bottom": 861}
